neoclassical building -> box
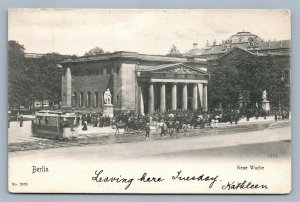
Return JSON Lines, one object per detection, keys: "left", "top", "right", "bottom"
{"left": 60, "top": 52, "right": 209, "bottom": 114}
{"left": 60, "top": 31, "right": 290, "bottom": 113}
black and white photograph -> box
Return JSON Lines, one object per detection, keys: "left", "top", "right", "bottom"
{"left": 8, "top": 9, "right": 291, "bottom": 193}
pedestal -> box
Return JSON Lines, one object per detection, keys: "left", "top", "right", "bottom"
{"left": 262, "top": 101, "right": 270, "bottom": 112}
{"left": 103, "top": 104, "right": 114, "bottom": 118}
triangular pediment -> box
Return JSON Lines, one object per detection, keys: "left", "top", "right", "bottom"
{"left": 139, "top": 63, "right": 207, "bottom": 74}
{"left": 218, "top": 46, "right": 256, "bottom": 61}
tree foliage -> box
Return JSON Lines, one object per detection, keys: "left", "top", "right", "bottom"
{"left": 8, "top": 40, "right": 27, "bottom": 108}
{"left": 166, "top": 45, "right": 183, "bottom": 57}
{"left": 84, "top": 46, "right": 106, "bottom": 56}
{"left": 8, "top": 40, "right": 73, "bottom": 109}
{"left": 208, "top": 53, "right": 289, "bottom": 109}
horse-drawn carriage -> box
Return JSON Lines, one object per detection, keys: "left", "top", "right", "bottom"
{"left": 114, "top": 117, "right": 147, "bottom": 134}
{"left": 191, "top": 114, "right": 211, "bottom": 129}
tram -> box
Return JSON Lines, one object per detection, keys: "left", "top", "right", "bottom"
{"left": 31, "top": 110, "right": 79, "bottom": 139}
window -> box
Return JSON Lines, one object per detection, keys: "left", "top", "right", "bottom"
{"left": 73, "top": 92, "right": 77, "bottom": 107}
{"left": 87, "top": 92, "right": 91, "bottom": 108}
{"left": 45, "top": 117, "right": 49, "bottom": 124}
{"left": 80, "top": 92, "right": 84, "bottom": 107}
{"left": 94, "top": 92, "right": 99, "bottom": 108}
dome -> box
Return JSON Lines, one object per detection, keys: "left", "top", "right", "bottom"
{"left": 227, "top": 31, "right": 264, "bottom": 44}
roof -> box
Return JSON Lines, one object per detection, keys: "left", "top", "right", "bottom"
{"left": 186, "top": 40, "right": 291, "bottom": 57}
{"left": 61, "top": 51, "right": 207, "bottom": 64}
{"left": 227, "top": 31, "right": 263, "bottom": 44}
{"left": 217, "top": 46, "right": 256, "bottom": 61}
{"left": 185, "top": 31, "right": 290, "bottom": 57}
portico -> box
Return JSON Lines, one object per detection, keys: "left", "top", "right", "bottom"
{"left": 136, "top": 63, "right": 209, "bottom": 114}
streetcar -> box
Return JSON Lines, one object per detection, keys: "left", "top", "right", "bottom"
{"left": 31, "top": 110, "right": 79, "bottom": 139}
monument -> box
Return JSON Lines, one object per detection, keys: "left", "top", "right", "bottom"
{"left": 103, "top": 89, "right": 114, "bottom": 118}
{"left": 261, "top": 90, "right": 270, "bottom": 112}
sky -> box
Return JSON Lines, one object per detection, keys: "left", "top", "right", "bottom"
{"left": 8, "top": 9, "right": 291, "bottom": 56}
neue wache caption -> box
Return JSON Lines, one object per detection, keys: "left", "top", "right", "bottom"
{"left": 91, "top": 169, "right": 268, "bottom": 191}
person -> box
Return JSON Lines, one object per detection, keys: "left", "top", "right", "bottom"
{"left": 82, "top": 121, "right": 88, "bottom": 131}
{"left": 160, "top": 123, "right": 166, "bottom": 136}
{"left": 145, "top": 123, "right": 151, "bottom": 138}
{"left": 234, "top": 110, "right": 239, "bottom": 124}
{"left": 19, "top": 113, "right": 23, "bottom": 127}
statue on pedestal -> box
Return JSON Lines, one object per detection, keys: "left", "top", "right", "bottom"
{"left": 103, "top": 88, "right": 114, "bottom": 118}
{"left": 104, "top": 89, "right": 112, "bottom": 105}
{"left": 261, "top": 90, "right": 270, "bottom": 112}
{"left": 262, "top": 90, "right": 268, "bottom": 102}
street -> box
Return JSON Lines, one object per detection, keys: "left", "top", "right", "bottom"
{"left": 9, "top": 124, "right": 291, "bottom": 161}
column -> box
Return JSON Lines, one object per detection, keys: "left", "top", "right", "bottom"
{"left": 160, "top": 83, "right": 166, "bottom": 112}
{"left": 172, "top": 83, "right": 177, "bottom": 110}
{"left": 139, "top": 86, "right": 144, "bottom": 115}
{"left": 192, "top": 84, "right": 198, "bottom": 110}
{"left": 182, "top": 83, "right": 188, "bottom": 110}
{"left": 198, "top": 83, "right": 203, "bottom": 108}
{"left": 148, "top": 83, "right": 154, "bottom": 114}
{"left": 203, "top": 84, "right": 208, "bottom": 110}
{"left": 66, "top": 67, "right": 72, "bottom": 108}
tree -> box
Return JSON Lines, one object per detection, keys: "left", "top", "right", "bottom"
{"left": 208, "top": 53, "right": 288, "bottom": 110}
{"left": 208, "top": 65, "right": 240, "bottom": 108}
{"left": 8, "top": 40, "right": 73, "bottom": 109}
{"left": 8, "top": 40, "right": 28, "bottom": 108}
{"left": 166, "top": 45, "right": 183, "bottom": 57}
{"left": 29, "top": 53, "right": 64, "bottom": 107}
{"left": 84, "top": 46, "right": 106, "bottom": 56}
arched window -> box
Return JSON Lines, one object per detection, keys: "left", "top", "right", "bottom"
{"left": 94, "top": 92, "right": 99, "bottom": 108}
{"left": 80, "top": 92, "right": 84, "bottom": 107}
{"left": 87, "top": 92, "right": 91, "bottom": 108}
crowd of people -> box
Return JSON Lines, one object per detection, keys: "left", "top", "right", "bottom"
{"left": 72, "top": 106, "right": 290, "bottom": 137}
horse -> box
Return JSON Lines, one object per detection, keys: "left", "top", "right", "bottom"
{"left": 115, "top": 121, "right": 127, "bottom": 134}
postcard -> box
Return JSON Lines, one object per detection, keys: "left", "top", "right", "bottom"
{"left": 8, "top": 9, "right": 291, "bottom": 193}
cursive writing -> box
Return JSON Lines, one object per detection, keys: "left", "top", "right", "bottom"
{"left": 92, "top": 170, "right": 134, "bottom": 190}
{"left": 222, "top": 180, "right": 268, "bottom": 190}
{"left": 172, "top": 170, "right": 219, "bottom": 188}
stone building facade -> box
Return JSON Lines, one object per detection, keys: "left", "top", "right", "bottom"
{"left": 60, "top": 52, "right": 209, "bottom": 114}
{"left": 60, "top": 31, "right": 290, "bottom": 113}
{"left": 185, "top": 31, "right": 290, "bottom": 110}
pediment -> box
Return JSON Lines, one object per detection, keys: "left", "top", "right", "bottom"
{"left": 218, "top": 46, "right": 256, "bottom": 61}
{"left": 147, "top": 63, "right": 207, "bottom": 74}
